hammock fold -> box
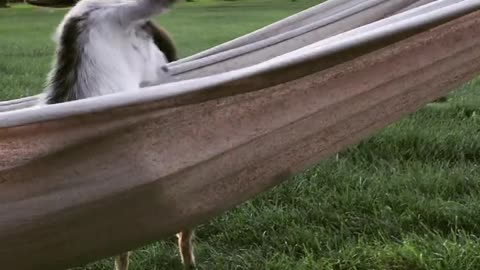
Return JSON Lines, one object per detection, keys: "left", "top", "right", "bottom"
{"left": 1, "top": 1, "right": 480, "bottom": 269}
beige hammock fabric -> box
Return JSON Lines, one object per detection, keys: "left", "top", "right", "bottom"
{"left": 1, "top": 0, "right": 480, "bottom": 269}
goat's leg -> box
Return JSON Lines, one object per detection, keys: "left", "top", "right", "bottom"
{"left": 177, "top": 229, "right": 196, "bottom": 269}
{"left": 114, "top": 252, "right": 130, "bottom": 270}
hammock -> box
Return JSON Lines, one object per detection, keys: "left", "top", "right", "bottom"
{"left": 1, "top": 0, "right": 480, "bottom": 269}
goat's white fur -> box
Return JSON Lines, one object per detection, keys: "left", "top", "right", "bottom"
{"left": 43, "top": 0, "right": 173, "bottom": 103}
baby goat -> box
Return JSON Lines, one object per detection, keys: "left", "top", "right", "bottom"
{"left": 41, "top": 0, "right": 196, "bottom": 269}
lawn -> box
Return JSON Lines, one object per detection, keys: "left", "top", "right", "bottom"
{"left": 1, "top": 1, "right": 480, "bottom": 270}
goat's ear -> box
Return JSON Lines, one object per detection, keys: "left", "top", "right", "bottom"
{"left": 143, "top": 22, "right": 178, "bottom": 62}
{"left": 26, "top": 0, "right": 77, "bottom": 8}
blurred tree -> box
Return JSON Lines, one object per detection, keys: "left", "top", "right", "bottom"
{"left": 0, "top": 0, "right": 8, "bottom": 8}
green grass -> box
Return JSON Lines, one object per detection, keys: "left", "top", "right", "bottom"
{"left": 1, "top": 1, "right": 480, "bottom": 270}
